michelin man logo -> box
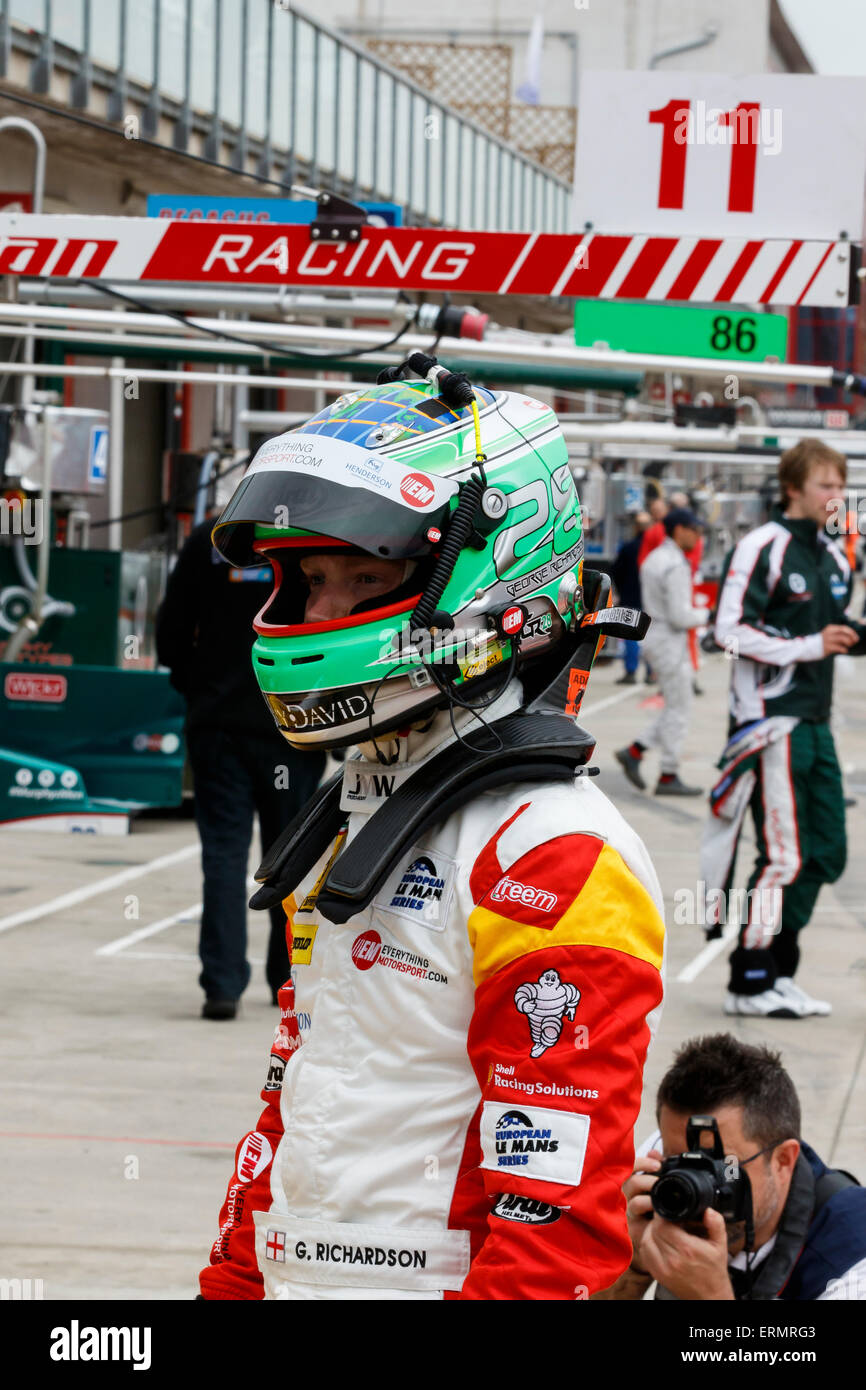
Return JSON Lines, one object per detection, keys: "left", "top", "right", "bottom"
{"left": 514, "top": 969, "right": 581, "bottom": 1057}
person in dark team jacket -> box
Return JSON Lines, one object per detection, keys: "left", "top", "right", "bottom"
{"left": 702, "top": 440, "right": 866, "bottom": 1019}
{"left": 610, "top": 510, "right": 650, "bottom": 685}
{"left": 156, "top": 520, "right": 324, "bottom": 1019}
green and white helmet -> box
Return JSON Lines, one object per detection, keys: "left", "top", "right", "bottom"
{"left": 212, "top": 365, "right": 586, "bottom": 751}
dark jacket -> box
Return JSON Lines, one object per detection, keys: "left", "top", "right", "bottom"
{"left": 610, "top": 534, "right": 643, "bottom": 609}
{"left": 777, "top": 1143, "right": 865, "bottom": 1300}
{"left": 156, "top": 521, "right": 282, "bottom": 737}
{"left": 714, "top": 509, "right": 866, "bottom": 728}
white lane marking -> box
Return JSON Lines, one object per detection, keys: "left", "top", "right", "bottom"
{"left": 113, "top": 951, "right": 265, "bottom": 964}
{"left": 116, "top": 950, "right": 201, "bottom": 961}
{"left": 676, "top": 921, "right": 740, "bottom": 983}
{"left": 580, "top": 685, "right": 646, "bottom": 718}
{"left": 96, "top": 875, "right": 259, "bottom": 957}
{"left": 497, "top": 232, "right": 539, "bottom": 294}
{"left": 96, "top": 902, "right": 202, "bottom": 956}
{"left": 0, "top": 843, "right": 199, "bottom": 936}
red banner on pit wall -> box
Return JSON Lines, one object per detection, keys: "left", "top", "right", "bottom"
{"left": 0, "top": 216, "right": 852, "bottom": 306}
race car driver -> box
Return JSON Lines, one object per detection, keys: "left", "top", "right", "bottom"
{"left": 198, "top": 360, "right": 665, "bottom": 1300}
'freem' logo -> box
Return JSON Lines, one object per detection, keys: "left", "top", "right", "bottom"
{"left": 490, "top": 877, "right": 558, "bottom": 912}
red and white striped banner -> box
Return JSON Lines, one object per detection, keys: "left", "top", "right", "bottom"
{"left": 0, "top": 216, "right": 852, "bottom": 306}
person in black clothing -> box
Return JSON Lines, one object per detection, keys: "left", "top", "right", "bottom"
{"left": 610, "top": 510, "right": 650, "bottom": 685}
{"left": 156, "top": 520, "right": 324, "bottom": 1019}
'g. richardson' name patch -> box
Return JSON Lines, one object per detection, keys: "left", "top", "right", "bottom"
{"left": 479, "top": 1102, "right": 590, "bottom": 1186}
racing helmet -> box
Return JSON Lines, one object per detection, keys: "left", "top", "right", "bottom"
{"left": 212, "top": 364, "right": 586, "bottom": 751}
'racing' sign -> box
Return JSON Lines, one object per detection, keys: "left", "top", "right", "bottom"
{"left": 0, "top": 216, "right": 851, "bottom": 306}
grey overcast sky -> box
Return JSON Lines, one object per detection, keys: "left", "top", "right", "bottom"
{"left": 779, "top": 0, "right": 866, "bottom": 74}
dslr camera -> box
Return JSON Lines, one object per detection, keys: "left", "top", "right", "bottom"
{"left": 651, "top": 1115, "right": 749, "bottom": 1224}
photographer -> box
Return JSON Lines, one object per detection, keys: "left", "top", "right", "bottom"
{"left": 598, "top": 1035, "right": 865, "bottom": 1301}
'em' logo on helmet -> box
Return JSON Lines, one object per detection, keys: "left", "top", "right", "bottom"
{"left": 501, "top": 606, "right": 525, "bottom": 636}
{"left": 399, "top": 472, "right": 436, "bottom": 507}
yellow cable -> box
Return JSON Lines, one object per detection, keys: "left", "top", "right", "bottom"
{"left": 471, "top": 397, "right": 485, "bottom": 465}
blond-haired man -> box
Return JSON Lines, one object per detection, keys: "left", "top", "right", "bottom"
{"left": 703, "top": 441, "right": 865, "bottom": 1018}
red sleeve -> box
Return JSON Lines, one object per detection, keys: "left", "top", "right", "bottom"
{"left": 456, "top": 816, "right": 664, "bottom": 1300}
{"left": 688, "top": 534, "right": 704, "bottom": 577}
{"left": 637, "top": 522, "right": 664, "bottom": 568}
{"left": 198, "top": 908, "right": 299, "bottom": 1300}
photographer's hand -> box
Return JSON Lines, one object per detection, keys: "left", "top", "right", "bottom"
{"left": 624, "top": 1148, "right": 663, "bottom": 1272}
{"left": 640, "top": 1208, "right": 735, "bottom": 1301}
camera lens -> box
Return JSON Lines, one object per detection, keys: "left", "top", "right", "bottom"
{"left": 652, "top": 1170, "right": 715, "bottom": 1222}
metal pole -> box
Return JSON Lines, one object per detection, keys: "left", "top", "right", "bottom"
{"left": 423, "top": 99, "right": 431, "bottom": 218}
{"left": 0, "top": 360, "right": 378, "bottom": 392}
{"left": 372, "top": 64, "right": 380, "bottom": 198}
{"left": 351, "top": 52, "right": 361, "bottom": 200}
{"left": 389, "top": 76, "right": 397, "bottom": 207}
{"left": 108, "top": 307, "right": 125, "bottom": 550}
{"left": 0, "top": 118, "right": 46, "bottom": 214}
{"left": 232, "top": 366, "right": 249, "bottom": 450}
{"left": 233, "top": 0, "right": 248, "bottom": 169}
{"left": 406, "top": 93, "right": 415, "bottom": 222}
{"left": 106, "top": 0, "right": 128, "bottom": 123}
{"left": 282, "top": 7, "right": 298, "bottom": 187}
{"left": 257, "top": 0, "right": 274, "bottom": 178}
{"left": 70, "top": 0, "right": 92, "bottom": 108}
{"left": 34, "top": 409, "right": 53, "bottom": 619}
{"left": 203, "top": 0, "right": 223, "bottom": 160}
{"left": 310, "top": 25, "right": 320, "bottom": 188}
{"left": 142, "top": 0, "right": 161, "bottom": 137}
{"left": 0, "top": 306, "right": 851, "bottom": 392}
{"left": 440, "top": 109, "right": 448, "bottom": 226}
{"left": 174, "top": 0, "right": 193, "bottom": 150}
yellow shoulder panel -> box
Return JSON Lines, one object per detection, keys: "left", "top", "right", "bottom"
{"left": 468, "top": 843, "right": 664, "bottom": 987}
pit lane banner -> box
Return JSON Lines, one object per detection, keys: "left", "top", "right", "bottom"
{"left": 0, "top": 215, "right": 852, "bottom": 306}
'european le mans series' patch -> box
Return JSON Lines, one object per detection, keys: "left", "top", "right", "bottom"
{"left": 479, "top": 1101, "right": 590, "bottom": 1186}
{"left": 373, "top": 848, "right": 457, "bottom": 932}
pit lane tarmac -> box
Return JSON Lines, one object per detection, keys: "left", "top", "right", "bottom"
{"left": 0, "top": 648, "right": 863, "bottom": 1299}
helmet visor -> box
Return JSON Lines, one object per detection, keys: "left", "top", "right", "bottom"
{"left": 212, "top": 432, "right": 458, "bottom": 566}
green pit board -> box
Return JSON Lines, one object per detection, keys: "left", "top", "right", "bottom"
{"left": 574, "top": 300, "right": 788, "bottom": 362}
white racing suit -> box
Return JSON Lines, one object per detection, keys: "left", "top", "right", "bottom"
{"left": 200, "top": 685, "right": 665, "bottom": 1300}
{"left": 638, "top": 538, "right": 706, "bottom": 774}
